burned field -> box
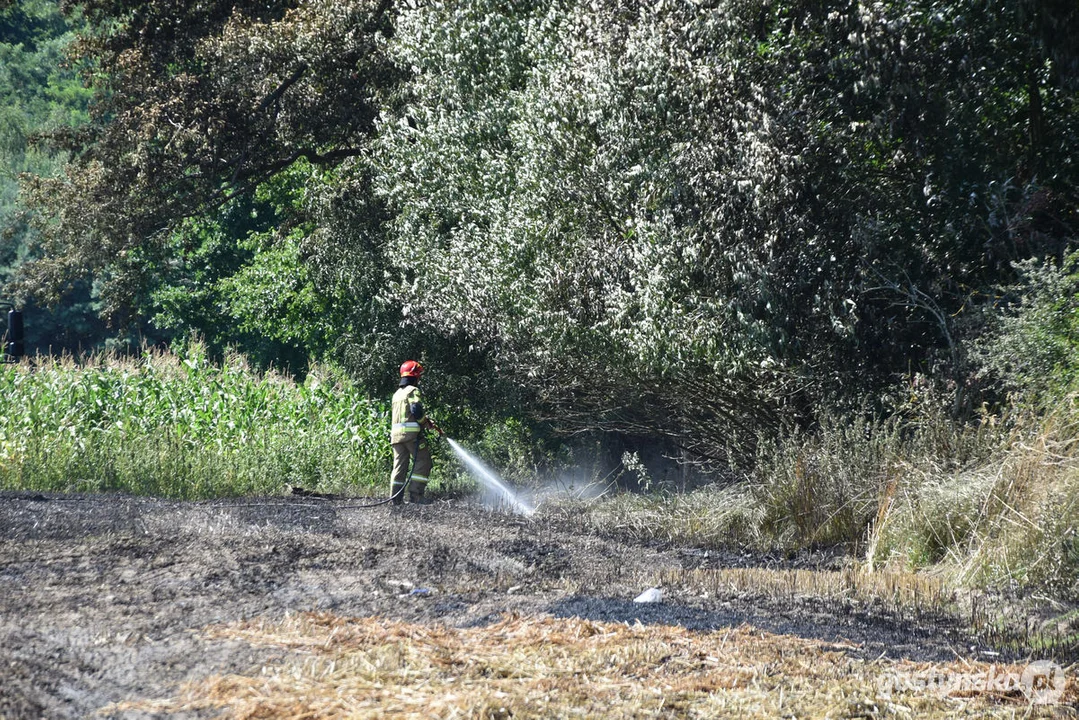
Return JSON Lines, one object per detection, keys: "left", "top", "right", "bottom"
{"left": 0, "top": 492, "right": 1075, "bottom": 718}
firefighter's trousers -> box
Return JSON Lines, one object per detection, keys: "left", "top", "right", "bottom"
{"left": 390, "top": 433, "right": 432, "bottom": 502}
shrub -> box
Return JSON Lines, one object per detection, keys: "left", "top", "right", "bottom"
{"left": 751, "top": 415, "right": 902, "bottom": 549}
{"left": 972, "top": 251, "right": 1079, "bottom": 406}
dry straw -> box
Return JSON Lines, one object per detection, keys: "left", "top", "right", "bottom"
{"left": 661, "top": 566, "right": 953, "bottom": 617}
{"left": 110, "top": 612, "right": 1073, "bottom": 718}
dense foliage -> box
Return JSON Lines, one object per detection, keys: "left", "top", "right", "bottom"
{"left": 0, "top": 0, "right": 88, "bottom": 215}
{"left": 3, "top": 0, "right": 1079, "bottom": 606}
{"left": 0, "top": 0, "right": 109, "bottom": 352}
{"left": 5, "top": 0, "right": 1079, "bottom": 467}
{"left": 973, "top": 249, "right": 1079, "bottom": 405}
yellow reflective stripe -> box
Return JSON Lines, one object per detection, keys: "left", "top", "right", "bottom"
{"left": 410, "top": 474, "right": 429, "bottom": 483}
{"left": 392, "top": 422, "right": 422, "bottom": 432}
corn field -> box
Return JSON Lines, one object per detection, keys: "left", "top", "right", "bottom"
{"left": 0, "top": 345, "right": 390, "bottom": 498}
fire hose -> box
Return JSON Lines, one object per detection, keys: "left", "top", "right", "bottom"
{"left": 10, "top": 425, "right": 448, "bottom": 511}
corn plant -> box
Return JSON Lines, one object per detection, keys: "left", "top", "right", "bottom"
{"left": 0, "top": 344, "right": 391, "bottom": 499}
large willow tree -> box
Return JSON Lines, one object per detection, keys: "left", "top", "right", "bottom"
{"left": 371, "top": 0, "right": 1077, "bottom": 461}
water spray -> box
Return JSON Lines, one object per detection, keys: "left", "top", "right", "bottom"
{"left": 445, "top": 437, "right": 535, "bottom": 516}
{"left": 196, "top": 424, "right": 537, "bottom": 514}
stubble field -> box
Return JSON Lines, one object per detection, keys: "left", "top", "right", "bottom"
{"left": 0, "top": 491, "right": 1074, "bottom": 718}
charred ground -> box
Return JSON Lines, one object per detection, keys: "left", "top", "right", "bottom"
{"left": 0, "top": 491, "right": 1058, "bottom": 718}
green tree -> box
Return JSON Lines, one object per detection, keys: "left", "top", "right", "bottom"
{"left": 17, "top": 0, "right": 510, "bottom": 419}
{"left": 973, "top": 251, "right": 1079, "bottom": 405}
{"left": 13, "top": 0, "right": 1079, "bottom": 469}
{"left": 18, "top": 0, "right": 400, "bottom": 324}
{"left": 372, "top": 0, "right": 1079, "bottom": 462}
{"left": 0, "top": 0, "right": 102, "bottom": 354}
{"left": 0, "top": 0, "right": 89, "bottom": 227}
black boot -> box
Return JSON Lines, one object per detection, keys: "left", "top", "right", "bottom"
{"left": 409, "top": 484, "right": 432, "bottom": 505}
{"left": 390, "top": 482, "right": 406, "bottom": 505}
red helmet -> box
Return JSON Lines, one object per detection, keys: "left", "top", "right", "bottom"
{"left": 400, "top": 360, "right": 424, "bottom": 378}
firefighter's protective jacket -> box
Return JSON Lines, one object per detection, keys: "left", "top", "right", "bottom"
{"left": 391, "top": 384, "right": 426, "bottom": 443}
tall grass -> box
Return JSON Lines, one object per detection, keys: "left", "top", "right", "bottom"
{"left": 0, "top": 343, "right": 390, "bottom": 498}
{"left": 580, "top": 397, "right": 1079, "bottom": 601}
{"left": 870, "top": 401, "right": 1079, "bottom": 598}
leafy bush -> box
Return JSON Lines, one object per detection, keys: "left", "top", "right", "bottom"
{"left": 750, "top": 416, "right": 903, "bottom": 549}
{"left": 0, "top": 343, "right": 391, "bottom": 498}
{"left": 465, "top": 417, "right": 569, "bottom": 486}
{"left": 973, "top": 251, "right": 1079, "bottom": 406}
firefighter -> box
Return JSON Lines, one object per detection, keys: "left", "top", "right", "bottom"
{"left": 390, "top": 360, "right": 442, "bottom": 504}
